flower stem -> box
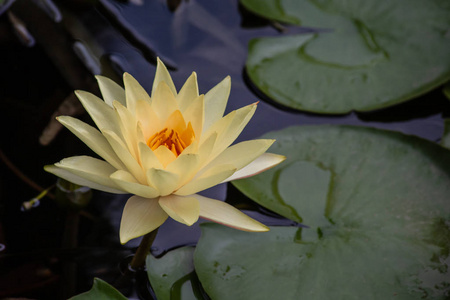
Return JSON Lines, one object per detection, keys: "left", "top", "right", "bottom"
{"left": 114, "top": 229, "right": 159, "bottom": 289}
{"left": 130, "top": 228, "right": 159, "bottom": 270}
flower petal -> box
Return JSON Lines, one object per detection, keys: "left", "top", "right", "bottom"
{"left": 205, "top": 139, "right": 275, "bottom": 171}
{"left": 177, "top": 72, "right": 199, "bottom": 111}
{"left": 194, "top": 194, "right": 269, "bottom": 232}
{"left": 223, "top": 153, "right": 286, "bottom": 183}
{"left": 153, "top": 145, "right": 177, "bottom": 167}
{"left": 182, "top": 94, "right": 204, "bottom": 140}
{"left": 166, "top": 153, "right": 200, "bottom": 187}
{"left": 139, "top": 142, "right": 164, "bottom": 170}
{"left": 103, "top": 129, "right": 146, "bottom": 183}
{"left": 113, "top": 101, "right": 139, "bottom": 159}
{"left": 147, "top": 168, "right": 180, "bottom": 196}
{"left": 74, "top": 90, "right": 120, "bottom": 134}
{"left": 110, "top": 170, "right": 159, "bottom": 198}
{"left": 124, "top": 72, "right": 151, "bottom": 114}
{"left": 152, "top": 58, "right": 177, "bottom": 97}
{"left": 135, "top": 100, "right": 162, "bottom": 138}
{"left": 120, "top": 196, "right": 168, "bottom": 244}
{"left": 57, "top": 116, "right": 125, "bottom": 170}
{"left": 197, "top": 132, "right": 217, "bottom": 167}
{"left": 152, "top": 81, "right": 179, "bottom": 122}
{"left": 212, "top": 103, "right": 257, "bottom": 156}
{"left": 45, "top": 164, "right": 126, "bottom": 194}
{"left": 95, "top": 75, "right": 126, "bottom": 107}
{"left": 159, "top": 195, "right": 199, "bottom": 226}
{"left": 48, "top": 156, "right": 124, "bottom": 193}
{"left": 203, "top": 76, "right": 230, "bottom": 132}
{"left": 175, "top": 164, "right": 236, "bottom": 196}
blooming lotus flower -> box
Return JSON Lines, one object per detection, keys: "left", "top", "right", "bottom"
{"left": 45, "top": 59, "right": 285, "bottom": 243}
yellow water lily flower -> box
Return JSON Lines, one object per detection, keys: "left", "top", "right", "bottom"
{"left": 45, "top": 59, "right": 285, "bottom": 244}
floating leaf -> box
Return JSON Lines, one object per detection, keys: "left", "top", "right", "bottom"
{"left": 441, "top": 120, "right": 450, "bottom": 149}
{"left": 243, "top": 0, "right": 450, "bottom": 113}
{"left": 195, "top": 125, "right": 450, "bottom": 299}
{"left": 147, "top": 247, "right": 199, "bottom": 300}
{"left": 69, "top": 278, "right": 127, "bottom": 300}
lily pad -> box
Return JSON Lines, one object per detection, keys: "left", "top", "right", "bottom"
{"left": 195, "top": 125, "right": 450, "bottom": 299}
{"left": 442, "top": 120, "right": 450, "bottom": 149}
{"left": 69, "top": 278, "right": 127, "bottom": 300}
{"left": 243, "top": 0, "right": 450, "bottom": 113}
{"left": 147, "top": 247, "right": 200, "bottom": 300}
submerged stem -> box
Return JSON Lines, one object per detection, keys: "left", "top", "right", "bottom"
{"left": 130, "top": 229, "right": 159, "bottom": 270}
{"left": 114, "top": 229, "right": 159, "bottom": 289}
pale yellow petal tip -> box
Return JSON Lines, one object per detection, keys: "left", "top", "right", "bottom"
{"left": 228, "top": 221, "right": 269, "bottom": 232}
{"left": 94, "top": 74, "right": 105, "bottom": 81}
{"left": 249, "top": 223, "right": 270, "bottom": 232}
{"left": 43, "top": 164, "right": 55, "bottom": 173}
{"left": 119, "top": 231, "right": 134, "bottom": 245}
{"left": 119, "top": 226, "right": 145, "bottom": 244}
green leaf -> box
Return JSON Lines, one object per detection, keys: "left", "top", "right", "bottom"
{"left": 69, "top": 278, "right": 127, "bottom": 300}
{"left": 243, "top": 0, "right": 450, "bottom": 114}
{"left": 195, "top": 125, "right": 450, "bottom": 299}
{"left": 147, "top": 247, "right": 199, "bottom": 300}
{"left": 441, "top": 119, "right": 450, "bottom": 149}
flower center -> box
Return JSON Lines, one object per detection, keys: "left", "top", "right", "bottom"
{"left": 147, "top": 122, "right": 195, "bottom": 157}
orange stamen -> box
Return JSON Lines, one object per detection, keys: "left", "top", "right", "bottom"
{"left": 147, "top": 115, "right": 195, "bottom": 156}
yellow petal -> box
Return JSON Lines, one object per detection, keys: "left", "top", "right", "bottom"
{"left": 177, "top": 72, "right": 199, "bottom": 111}
{"left": 139, "top": 142, "right": 164, "bottom": 170}
{"left": 45, "top": 164, "right": 126, "bottom": 194}
{"left": 205, "top": 139, "right": 275, "bottom": 171}
{"left": 200, "top": 110, "right": 235, "bottom": 146}
{"left": 197, "top": 132, "right": 217, "bottom": 167}
{"left": 95, "top": 75, "right": 126, "bottom": 107}
{"left": 182, "top": 94, "right": 204, "bottom": 140}
{"left": 164, "top": 110, "right": 187, "bottom": 134}
{"left": 194, "top": 194, "right": 269, "bottom": 232}
{"left": 113, "top": 101, "right": 139, "bottom": 159}
{"left": 212, "top": 103, "right": 257, "bottom": 157}
{"left": 135, "top": 100, "right": 162, "bottom": 139}
{"left": 110, "top": 170, "right": 159, "bottom": 198}
{"left": 152, "top": 57, "right": 177, "bottom": 97}
{"left": 223, "top": 153, "right": 286, "bottom": 183}
{"left": 57, "top": 116, "right": 125, "bottom": 170}
{"left": 153, "top": 145, "right": 177, "bottom": 167}
{"left": 74, "top": 90, "right": 120, "bottom": 134}
{"left": 120, "top": 196, "right": 168, "bottom": 244}
{"left": 147, "top": 168, "right": 180, "bottom": 196}
{"left": 203, "top": 76, "right": 230, "bottom": 133}
{"left": 159, "top": 194, "right": 199, "bottom": 226}
{"left": 151, "top": 81, "right": 179, "bottom": 121}
{"left": 103, "top": 129, "right": 146, "bottom": 183}
{"left": 175, "top": 164, "right": 236, "bottom": 196}
{"left": 50, "top": 156, "right": 124, "bottom": 193}
{"left": 166, "top": 153, "right": 200, "bottom": 187}
{"left": 124, "top": 72, "right": 151, "bottom": 114}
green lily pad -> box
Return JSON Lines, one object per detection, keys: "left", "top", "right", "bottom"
{"left": 194, "top": 125, "right": 450, "bottom": 299}
{"left": 442, "top": 119, "right": 450, "bottom": 149}
{"left": 147, "top": 247, "right": 200, "bottom": 300}
{"left": 243, "top": 0, "right": 450, "bottom": 114}
{"left": 69, "top": 278, "right": 127, "bottom": 300}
